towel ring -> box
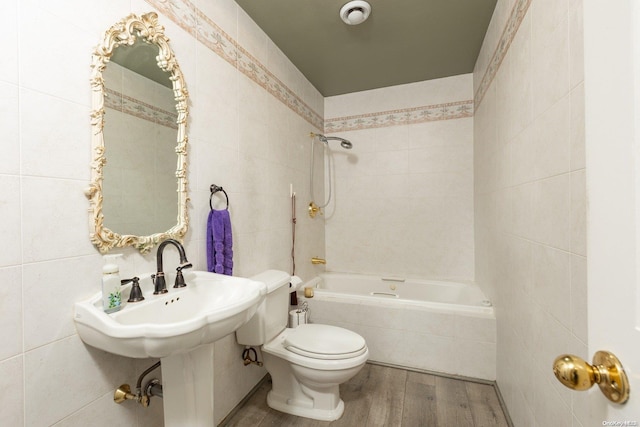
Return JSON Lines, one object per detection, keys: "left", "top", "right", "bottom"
{"left": 210, "top": 184, "right": 229, "bottom": 210}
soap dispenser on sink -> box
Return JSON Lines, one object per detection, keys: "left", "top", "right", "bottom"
{"left": 102, "top": 254, "right": 123, "bottom": 313}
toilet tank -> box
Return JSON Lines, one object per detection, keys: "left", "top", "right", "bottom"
{"left": 236, "top": 270, "right": 291, "bottom": 346}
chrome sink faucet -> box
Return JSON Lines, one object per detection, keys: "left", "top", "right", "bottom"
{"left": 153, "top": 239, "right": 192, "bottom": 294}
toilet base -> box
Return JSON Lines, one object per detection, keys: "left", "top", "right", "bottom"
{"left": 266, "top": 390, "right": 345, "bottom": 421}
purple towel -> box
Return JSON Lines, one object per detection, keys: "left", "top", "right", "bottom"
{"left": 206, "top": 209, "right": 233, "bottom": 275}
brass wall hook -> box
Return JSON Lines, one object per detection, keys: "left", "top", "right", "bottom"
{"left": 552, "top": 351, "right": 630, "bottom": 404}
{"left": 309, "top": 201, "right": 322, "bottom": 218}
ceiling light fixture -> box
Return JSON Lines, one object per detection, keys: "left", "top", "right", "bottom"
{"left": 340, "top": 1, "right": 371, "bottom": 26}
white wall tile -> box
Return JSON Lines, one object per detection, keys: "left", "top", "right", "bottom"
{"left": 34, "top": 0, "right": 131, "bottom": 35}
{"left": 53, "top": 392, "right": 138, "bottom": 427}
{"left": 0, "top": 2, "right": 18, "bottom": 85}
{"left": 571, "top": 170, "right": 586, "bottom": 256}
{"left": 455, "top": 340, "right": 496, "bottom": 380}
{"left": 570, "top": 83, "right": 586, "bottom": 171}
{"left": 532, "top": 243, "right": 571, "bottom": 327}
{"left": 532, "top": 174, "right": 571, "bottom": 250}
{"left": 196, "top": 0, "right": 238, "bottom": 42}
{"left": 530, "top": 1, "right": 570, "bottom": 117}
{"left": 21, "top": 177, "right": 95, "bottom": 263}
{"left": 23, "top": 255, "right": 102, "bottom": 351}
{"left": 530, "top": 95, "right": 571, "bottom": 180}
{"left": 18, "top": 2, "right": 93, "bottom": 107}
{"left": 0, "top": 267, "right": 22, "bottom": 361}
{"left": 0, "top": 176, "right": 22, "bottom": 267}
{"left": 510, "top": 181, "right": 534, "bottom": 239}
{"left": 0, "top": 356, "right": 24, "bottom": 425}
{"left": 191, "top": 46, "right": 238, "bottom": 146}
{"left": 24, "top": 335, "right": 136, "bottom": 426}
{"left": 570, "top": 254, "right": 587, "bottom": 343}
{"left": 20, "top": 89, "right": 91, "bottom": 180}
{"left": 237, "top": 6, "right": 268, "bottom": 65}
{"left": 474, "top": 0, "right": 586, "bottom": 423}
{"left": 568, "top": 0, "right": 585, "bottom": 89}
{"left": 325, "top": 80, "right": 474, "bottom": 280}
{"left": 0, "top": 82, "right": 19, "bottom": 175}
{"left": 504, "top": 12, "right": 533, "bottom": 142}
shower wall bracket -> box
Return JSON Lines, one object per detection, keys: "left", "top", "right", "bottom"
{"left": 308, "top": 201, "right": 323, "bottom": 218}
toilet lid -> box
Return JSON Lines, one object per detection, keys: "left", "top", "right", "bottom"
{"left": 284, "top": 324, "right": 366, "bottom": 360}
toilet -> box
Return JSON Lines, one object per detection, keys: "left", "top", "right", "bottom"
{"left": 236, "top": 270, "right": 369, "bottom": 421}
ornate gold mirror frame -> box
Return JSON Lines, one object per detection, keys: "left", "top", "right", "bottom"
{"left": 86, "top": 12, "right": 189, "bottom": 253}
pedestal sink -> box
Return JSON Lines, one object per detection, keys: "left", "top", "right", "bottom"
{"left": 74, "top": 270, "right": 267, "bottom": 426}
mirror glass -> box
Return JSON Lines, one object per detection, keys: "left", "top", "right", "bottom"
{"left": 102, "top": 40, "right": 177, "bottom": 236}
{"left": 87, "top": 13, "right": 189, "bottom": 253}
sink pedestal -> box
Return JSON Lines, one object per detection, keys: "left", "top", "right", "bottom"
{"left": 161, "top": 343, "right": 216, "bottom": 427}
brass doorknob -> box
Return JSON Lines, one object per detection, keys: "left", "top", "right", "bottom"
{"left": 552, "top": 351, "right": 629, "bottom": 404}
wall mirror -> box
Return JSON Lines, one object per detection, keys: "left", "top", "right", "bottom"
{"left": 86, "top": 12, "right": 189, "bottom": 253}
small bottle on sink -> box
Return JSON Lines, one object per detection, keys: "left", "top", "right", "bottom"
{"left": 102, "top": 254, "right": 123, "bottom": 313}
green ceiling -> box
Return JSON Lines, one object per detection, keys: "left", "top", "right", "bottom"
{"left": 235, "top": 0, "right": 497, "bottom": 97}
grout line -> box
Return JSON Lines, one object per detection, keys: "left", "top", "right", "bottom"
{"left": 16, "top": 1, "right": 27, "bottom": 423}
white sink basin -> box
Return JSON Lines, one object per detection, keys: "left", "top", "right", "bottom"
{"left": 74, "top": 271, "right": 266, "bottom": 358}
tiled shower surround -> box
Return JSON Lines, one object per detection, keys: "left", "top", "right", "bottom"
{"left": 324, "top": 74, "right": 475, "bottom": 281}
{"left": 474, "top": 0, "right": 587, "bottom": 425}
{"left": 0, "top": 0, "right": 587, "bottom": 426}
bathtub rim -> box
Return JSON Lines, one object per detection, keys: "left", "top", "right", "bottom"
{"left": 301, "top": 272, "right": 495, "bottom": 319}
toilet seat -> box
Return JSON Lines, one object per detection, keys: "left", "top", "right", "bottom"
{"left": 284, "top": 324, "right": 367, "bottom": 360}
{"left": 262, "top": 326, "right": 369, "bottom": 371}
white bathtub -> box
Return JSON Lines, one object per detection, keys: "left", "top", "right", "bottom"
{"left": 300, "top": 272, "right": 496, "bottom": 380}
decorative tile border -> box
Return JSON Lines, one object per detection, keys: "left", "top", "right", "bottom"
{"left": 144, "top": 0, "right": 526, "bottom": 133}
{"left": 325, "top": 100, "right": 474, "bottom": 133}
{"left": 474, "top": 0, "right": 532, "bottom": 109}
{"left": 145, "top": 0, "right": 324, "bottom": 130}
{"left": 105, "top": 88, "right": 178, "bottom": 129}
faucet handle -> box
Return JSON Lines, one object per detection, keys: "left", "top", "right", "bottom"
{"left": 121, "top": 277, "right": 144, "bottom": 302}
{"left": 174, "top": 264, "right": 190, "bottom": 288}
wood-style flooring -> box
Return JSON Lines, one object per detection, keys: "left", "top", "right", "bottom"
{"left": 221, "top": 363, "right": 511, "bottom": 427}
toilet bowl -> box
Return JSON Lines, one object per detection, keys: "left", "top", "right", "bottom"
{"left": 236, "top": 270, "right": 368, "bottom": 421}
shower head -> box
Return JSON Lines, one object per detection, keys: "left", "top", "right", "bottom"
{"left": 311, "top": 133, "right": 353, "bottom": 149}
